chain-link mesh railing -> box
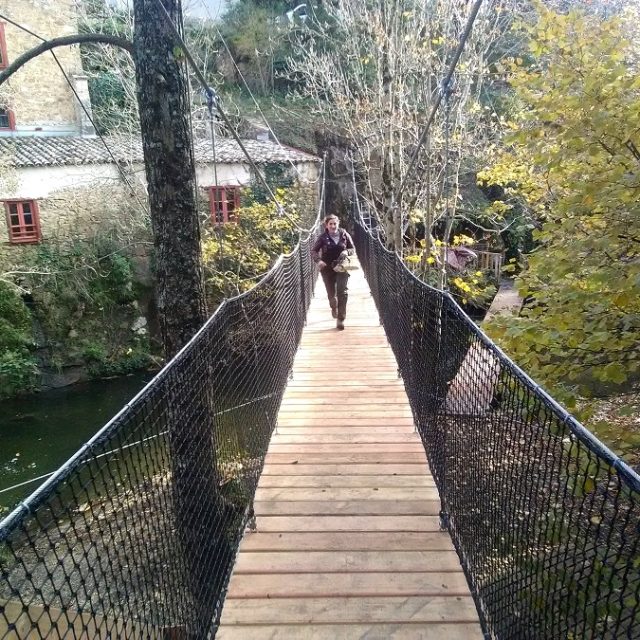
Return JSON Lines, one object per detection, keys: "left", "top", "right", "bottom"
{"left": 354, "top": 217, "right": 640, "bottom": 640}
{"left": 0, "top": 230, "right": 319, "bottom": 639}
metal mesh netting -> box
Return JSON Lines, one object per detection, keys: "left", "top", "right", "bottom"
{"left": 354, "top": 218, "right": 640, "bottom": 640}
{"left": 0, "top": 231, "right": 318, "bottom": 639}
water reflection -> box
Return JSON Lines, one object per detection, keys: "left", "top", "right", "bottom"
{"left": 0, "top": 373, "right": 151, "bottom": 512}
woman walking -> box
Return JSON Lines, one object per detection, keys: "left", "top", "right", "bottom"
{"left": 311, "top": 215, "right": 355, "bottom": 330}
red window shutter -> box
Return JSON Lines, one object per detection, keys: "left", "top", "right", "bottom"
{"left": 209, "top": 186, "right": 240, "bottom": 224}
{"left": 0, "top": 108, "right": 15, "bottom": 131}
{"left": 227, "top": 188, "right": 240, "bottom": 223}
{"left": 4, "top": 200, "right": 42, "bottom": 244}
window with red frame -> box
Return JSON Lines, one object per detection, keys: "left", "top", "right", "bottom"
{"left": 4, "top": 200, "right": 42, "bottom": 244}
{"left": 0, "top": 23, "right": 8, "bottom": 70}
{"left": 209, "top": 186, "right": 240, "bottom": 224}
{"left": 0, "top": 108, "right": 15, "bottom": 130}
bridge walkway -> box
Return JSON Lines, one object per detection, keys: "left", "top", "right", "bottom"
{"left": 217, "top": 263, "right": 483, "bottom": 639}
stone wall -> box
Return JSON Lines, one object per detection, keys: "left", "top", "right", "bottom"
{"left": 1, "top": 160, "right": 319, "bottom": 270}
{"left": 1, "top": 0, "right": 82, "bottom": 132}
{"left": 314, "top": 129, "right": 354, "bottom": 223}
{"left": 289, "top": 182, "right": 320, "bottom": 228}
{"left": 0, "top": 178, "right": 151, "bottom": 273}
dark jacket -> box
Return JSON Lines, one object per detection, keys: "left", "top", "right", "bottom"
{"left": 312, "top": 229, "right": 355, "bottom": 269}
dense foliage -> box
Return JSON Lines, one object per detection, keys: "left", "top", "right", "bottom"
{"left": 202, "top": 187, "right": 302, "bottom": 302}
{"left": 0, "top": 236, "right": 156, "bottom": 398}
{"left": 28, "top": 239, "right": 153, "bottom": 374}
{"left": 74, "top": 0, "right": 639, "bottom": 455}
{"left": 482, "top": 5, "right": 640, "bottom": 404}
{"left": 0, "top": 282, "right": 38, "bottom": 398}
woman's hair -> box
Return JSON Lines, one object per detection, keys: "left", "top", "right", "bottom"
{"left": 324, "top": 214, "right": 339, "bottom": 225}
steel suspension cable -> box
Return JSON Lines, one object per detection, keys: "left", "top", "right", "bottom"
{"left": 398, "top": 0, "right": 484, "bottom": 203}
{"left": 195, "top": 0, "right": 317, "bottom": 186}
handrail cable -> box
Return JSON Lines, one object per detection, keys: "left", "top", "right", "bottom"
{"left": 151, "top": 0, "right": 304, "bottom": 231}
{"left": 350, "top": 185, "right": 640, "bottom": 492}
{"left": 0, "top": 391, "right": 282, "bottom": 497}
{"left": 0, "top": 11, "right": 150, "bottom": 218}
{"left": 179, "top": 2, "right": 203, "bottom": 241}
{"left": 397, "top": 0, "right": 484, "bottom": 203}
{"left": 0, "top": 209, "right": 320, "bottom": 535}
{"left": 438, "top": 80, "right": 453, "bottom": 291}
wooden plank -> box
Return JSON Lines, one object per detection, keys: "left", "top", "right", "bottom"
{"left": 281, "top": 397, "right": 410, "bottom": 405}
{"left": 233, "top": 551, "right": 463, "bottom": 574}
{"left": 254, "top": 499, "right": 439, "bottom": 516}
{"left": 238, "top": 531, "right": 454, "bottom": 552}
{"left": 274, "top": 426, "right": 416, "bottom": 435}
{"left": 292, "top": 364, "right": 398, "bottom": 370}
{"left": 274, "top": 424, "right": 417, "bottom": 431}
{"left": 258, "top": 475, "right": 434, "bottom": 487}
{"left": 285, "top": 380, "right": 405, "bottom": 387}
{"left": 275, "top": 417, "right": 415, "bottom": 426}
{"left": 217, "top": 623, "right": 484, "bottom": 640}
{"left": 296, "top": 343, "right": 391, "bottom": 350}
{"left": 253, "top": 515, "right": 440, "bottom": 532}
{"left": 281, "top": 396, "right": 410, "bottom": 403}
{"left": 269, "top": 434, "right": 420, "bottom": 444}
{"left": 255, "top": 487, "right": 438, "bottom": 501}
{"left": 276, "top": 411, "right": 414, "bottom": 420}
{"left": 264, "top": 453, "right": 426, "bottom": 464}
{"left": 277, "top": 404, "right": 413, "bottom": 413}
{"left": 293, "top": 358, "right": 396, "bottom": 364}
{"left": 219, "top": 596, "right": 480, "bottom": 624}
{"left": 226, "top": 572, "right": 472, "bottom": 598}
{"left": 217, "top": 264, "right": 481, "bottom": 640}
{"left": 288, "top": 373, "right": 400, "bottom": 380}
{"left": 260, "top": 463, "right": 428, "bottom": 475}
{"left": 266, "top": 444, "right": 423, "bottom": 454}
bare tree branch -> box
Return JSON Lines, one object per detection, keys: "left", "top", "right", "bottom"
{"left": 0, "top": 34, "right": 133, "bottom": 86}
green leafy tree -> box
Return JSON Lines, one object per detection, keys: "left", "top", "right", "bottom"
{"left": 217, "top": 0, "right": 293, "bottom": 95}
{"left": 0, "top": 282, "right": 38, "bottom": 398}
{"left": 202, "top": 187, "right": 300, "bottom": 301}
{"left": 483, "top": 4, "right": 640, "bottom": 402}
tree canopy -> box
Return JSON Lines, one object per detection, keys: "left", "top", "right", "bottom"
{"left": 482, "top": 4, "right": 640, "bottom": 403}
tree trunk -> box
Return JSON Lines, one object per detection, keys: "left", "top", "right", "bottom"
{"left": 133, "top": 1, "right": 206, "bottom": 354}
{"left": 133, "top": 1, "right": 232, "bottom": 635}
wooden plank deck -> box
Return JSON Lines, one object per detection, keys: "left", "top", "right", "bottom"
{"left": 217, "top": 263, "right": 483, "bottom": 639}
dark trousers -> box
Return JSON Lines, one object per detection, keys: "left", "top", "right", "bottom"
{"left": 320, "top": 268, "right": 350, "bottom": 320}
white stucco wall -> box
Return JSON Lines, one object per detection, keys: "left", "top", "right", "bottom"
{"left": 0, "top": 154, "right": 319, "bottom": 274}
{"left": 1, "top": 160, "right": 319, "bottom": 200}
{"left": 1, "top": 164, "right": 135, "bottom": 199}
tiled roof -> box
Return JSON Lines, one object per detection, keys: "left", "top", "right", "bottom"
{"left": 0, "top": 134, "right": 319, "bottom": 168}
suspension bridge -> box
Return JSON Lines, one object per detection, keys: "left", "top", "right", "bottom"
{"left": 0, "top": 216, "right": 639, "bottom": 639}
{"left": 217, "top": 256, "right": 481, "bottom": 639}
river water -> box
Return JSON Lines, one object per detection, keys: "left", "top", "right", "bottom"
{"left": 0, "top": 373, "right": 152, "bottom": 514}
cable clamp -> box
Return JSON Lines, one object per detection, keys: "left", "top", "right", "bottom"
{"left": 205, "top": 86, "right": 219, "bottom": 114}
{"left": 439, "top": 78, "right": 453, "bottom": 100}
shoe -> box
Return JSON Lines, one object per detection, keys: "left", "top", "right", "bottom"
{"left": 336, "top": 319, "right": 345, "bottom": 330}
{"left": 331, "top": 308, "right": 338, "bottom": 319}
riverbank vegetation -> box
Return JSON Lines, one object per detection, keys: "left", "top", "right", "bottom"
{"left": 0, "top": 234, "right": 157, "bottom": 400}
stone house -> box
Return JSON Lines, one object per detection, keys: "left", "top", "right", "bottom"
{"left": 0, "top": 135, "right": 320, "bottom": 256}
{"left": 0, "top": 0, "right": 320, "bottom": 256}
